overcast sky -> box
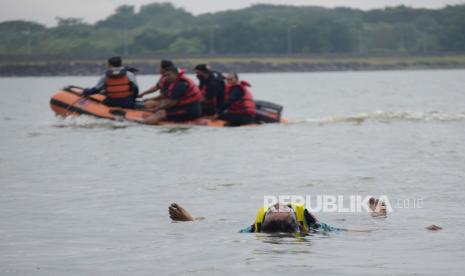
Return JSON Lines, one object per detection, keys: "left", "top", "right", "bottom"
{"left": 2, "top": 0, "right": 465, "bottom": 26}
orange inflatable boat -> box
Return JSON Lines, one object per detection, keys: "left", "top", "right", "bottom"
{"left": 50, "top": 86, "right": 286, "bottom": 127}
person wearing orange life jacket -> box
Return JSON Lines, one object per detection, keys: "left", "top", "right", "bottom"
{"left": 215, "top": 72, "right": 256, "bottom": 126}
{"left": 194, "top": 64, "right": 225, "bottom": 116}
{"left": 138, "top": 60, "right": 175, "bottom": 109}
{"left": 142, "top": 66, "right": 202, "bottom": 124}
{"left": 83, "top": 56, "right": 139, "bottom": 108}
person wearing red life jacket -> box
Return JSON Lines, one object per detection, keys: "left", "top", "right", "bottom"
{"left": 138, "top": 60, "right": 174, "bottom": 109}
{"left": 142, "top": 66, "right": 202, "bottom": 124}
{"left": 194, "top": 64, "right": 225, "bottom": 116}
{"left": 83, "top": 56, "right": 139, "bottom": 108}
{"left": 215, "top": 72, "right": 256, "bottom": 126}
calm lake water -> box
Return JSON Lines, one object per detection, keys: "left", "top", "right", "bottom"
{"left": 1, "top": 70, "right": 465, "bottom": 275}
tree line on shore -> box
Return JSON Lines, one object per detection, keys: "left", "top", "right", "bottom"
{"left": 1, "top": 2, "right": 465, "bottom": 57}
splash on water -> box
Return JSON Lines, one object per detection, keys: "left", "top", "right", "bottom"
{"left": 53, "top": 115, "right": 131, "bottom": 129}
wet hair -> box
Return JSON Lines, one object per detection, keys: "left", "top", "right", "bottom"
{"left": 164, "top": 66, "right": 178, "bottom": 74}
{"left": 161, "top": 60, "right": 174, "bottom": 69}
{"left": 194, "top": 64, "right": 210, "bottom": 73}
{"left": 108, "top": 56, "right": 122, "bottom": 67}
{"left": 261, "top": 217, "right": 299, "bottom": 233}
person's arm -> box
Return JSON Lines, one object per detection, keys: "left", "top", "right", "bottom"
{"left": 239, "top": 225, "right": 255, "bottom": 233}
{"left": 83, "top": 75, "right": 105, "bottom": 96}
{"left": 304, "top": 209, "right": 319, "bottom": 225}
{"left": 150, "top": 80, "right": 189, "bottom": 112}
{"left": 139, "top": 83, "right": 160, "bottom": 98}
{"left": 304, "top": 209, "right": 341, "bottom": 232}
{"left": 131, "top": 83, "right": 139, "bottom": 99}
{"left": 198, "top": 79, "right": 207, "bottom": 101}
{"left": 198, "top": 78, "right": 206, "bottom": 89}
{"left": 217, "top": 86, "right": 243, "bottom": 114}
{"left": 127, "top": 71, "right": 139, "bottom": 98}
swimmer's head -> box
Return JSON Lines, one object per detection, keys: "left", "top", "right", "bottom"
{"left": 261, "top": 203, "right": 300, "bottom": 233}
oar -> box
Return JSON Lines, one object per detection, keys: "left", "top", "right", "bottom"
{"left": 64, "top": 85, "right": 105, "bottom": 103}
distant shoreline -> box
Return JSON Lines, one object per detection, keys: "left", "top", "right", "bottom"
{"left": 1, "top": 54, "right": 465, "bottom": 77}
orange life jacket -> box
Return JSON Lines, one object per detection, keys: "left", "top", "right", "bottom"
{"left": 225, "top": 81, "right": 256, "bottom": 115}
{"left": 105, "top": 70, "right": 133, "bottom": 99}
{"left": 165, "top": 71, "right": 202, "bottom": 107}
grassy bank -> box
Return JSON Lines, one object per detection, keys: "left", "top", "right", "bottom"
{"left": 1, "top": 54, "right": 465, "bottom": 76}
{"left": 148, "top": 54, "right": 465, "bottom": 66}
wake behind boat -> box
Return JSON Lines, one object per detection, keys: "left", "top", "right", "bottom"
{"left": 50, "top": 86, "right": 286, "bottom": 127}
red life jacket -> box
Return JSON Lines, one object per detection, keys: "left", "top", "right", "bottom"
{"left": 165, "top": 71, "right": 202, "bottom": 107}
{"left": 105, "top": 70, "right": 133, "bottom": 99}
{"left": 160, "top": 68, "right": 186, "bottom": 96}
{"left": 225, "top": 81, "right": 256, "bottom": 115}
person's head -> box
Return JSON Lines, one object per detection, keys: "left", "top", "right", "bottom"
{"left": 260, "top": 203, "right": 300, "bottom": 233}
{"left": 163, "top": 66, "right": 179, "bottom": 82}
{"left": 160, "top": 60, "right": 174, "bottom": 74}
{"left": 107, "top": 56, "right": 122, "bottom": 68}
{"left": 194, "top": 64, "right": 210, "bottom": 79}
{"left": 226, "top": 72, "right": 239, "bottom": 85}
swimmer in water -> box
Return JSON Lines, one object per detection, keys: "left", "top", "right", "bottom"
{"left": 168, "top": 200, "right": 383, "bottom": 234}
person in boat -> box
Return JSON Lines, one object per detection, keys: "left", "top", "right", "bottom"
{"left": 214, "top": 72, "right": 256, "bottom": 126}
{"left": 168, "top": 201, "right": 384, "bottom": 233}
{"left": 194, "top": 64, "right": 225, "bottom": 116}
{"left": 142, "top": 66, "right": 203, "bottom": 124}
{"left": 138, "top": 60, "right": 174, "bottom": 109}
{"left": 83, "top": 56, "right": 139, "bottom": 108}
